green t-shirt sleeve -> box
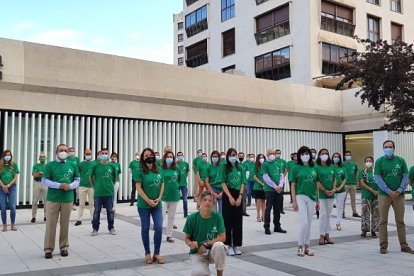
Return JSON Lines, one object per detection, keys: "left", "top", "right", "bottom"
{"left": 374, "top": 158, "right": 382, "bottom": 176}
{"left": 401, "top": 158, "right": 408, "bottom": 174}
{"left": 13, "top": 163, "right": 20, "bottom": 174}
{"left": 409, "top": 166, "right": 414, "bottom": 180}
{"left": 357, "top": 169, "right": 364, "bottom": 180}
{"left": 118, "top": 164, "right": 122, "bottom": 174}
{"left": 182, "top": 214, "right": 193, "bottom": 235}
{"left": 135, "top": 169, "right": 143, "bottom": 183}
{"left": 186, "top": 163, "right": 190, "bottom": 175}
{"left": 288, "top": 165, "right": 296, "bottom": 182}
{"left": 43, "top": 163, "right": 52, "bottom": 180}
{"left": 128, "top": 161, "right": 133, "bottom": 169}
{"left": 240, "top": 166, "right": 246, "bottom": 184}
{"left": 73, "top": 163, "right": 80, "bottom": 178}
{"left": 32, "top": 164, "right": 39, "bottom": 174}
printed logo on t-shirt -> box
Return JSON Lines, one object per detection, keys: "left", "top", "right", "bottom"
{"left": 64, "top": 168, "right": 74, "bottom": 180}
{"left": 307, "top": 170, "right": 317, "bottom": 182}
{"left": 229, "top": 171, "right": 241, "bottom": 184}
{"left": 392, "top": 164, "right": 401, "bottom": 176}
{"left": 150, "top": 175, "right": 162, "bottom": 188}
{"left": 104, "top": 168, "right": 113, "bottom": 178}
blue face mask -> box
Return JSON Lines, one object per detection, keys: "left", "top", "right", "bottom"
{"left": 384, "top": 148, "right": 394, "bottom": 157}
{"left": 275, "top": 154, "right": 281, "bottom": 160}
{"left": 345, "top": 156, "right": 352, "bottom": 161}
{"left": 333, "top": 157, "right": 340, "bottom": 164}
{"left": 100, "top": 154, "right": 109, "bottom": 161}
{"left": 229, "top": 156, "right": 237, "bottom": 164}
{"left": 177, "top": 156, "right": 184, "bottom": 162}
{"left": 212, "top": 157, "right": 219, "bottom": 164}
{"left": 4, "top": 156, "right": 11, "bottom": 162}
{"left": 166, "top": 158, "right": 174, "bottom": 165}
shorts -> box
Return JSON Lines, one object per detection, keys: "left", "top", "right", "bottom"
{"left": 253, "top": 190, "right": 265, "bottom": 199}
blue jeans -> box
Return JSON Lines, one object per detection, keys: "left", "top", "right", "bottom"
{"left": 138, "top": 207, "right": 163, "bottom": 255}
{"left": 246, "top": 181, "right": 254, "bottom": 204}
{"left": 0, "top": 185, "right": 17, "bottom": 225}
{"left": 92, "top": 196, "right": 114, "bottom": 231}
{"left": 212, "top": 187, "right": 223, "bottom": 214}
{"left": 179, "top": 186, "right": 188, "bottom": 216}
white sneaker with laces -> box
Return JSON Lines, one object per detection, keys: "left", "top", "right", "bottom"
{"left": 233, "top": 246, "right": 242, "bottom": 255}
{"left": 109, "top": 228, "right": 116, "bottom": 235}
{"left": 91, "top": 230, "right": 98, "bottom": 236}
{"left": 227, "top": 246, "right": 235, "bottom": 256}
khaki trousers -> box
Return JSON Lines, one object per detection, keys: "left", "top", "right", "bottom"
{"left": 378, "top": 194, "right": 408, "bottom": 249}
{"left": 344, "top": 185, "right": 357, "bottom": 214}
{"left": 77, "top": 187, "right": 94, "bottom": 221}
{"left": 192, "top": 174, "right": 199, "bottom": 200}
{"left": 32, "top": 181, "right": 47, "bottom": 218}
{"left": 190, "top": 242, "right": 226, "bottom": 276}
{"left": 44, "top": 201, "right": 73, "bottom": 253}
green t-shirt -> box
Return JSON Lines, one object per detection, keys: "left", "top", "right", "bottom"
{"left": 220, "top": 159, "right": 226, "bottom": 166}
{"left": 134, "top": 170, "right": 163, "bottom": 208}
{"left": 78, "top": 160, "right": 95, "bottom": 188}
{"left": 409, "top": 166, "right": 414, "bottom": 198}
{"left": 358, "top": 169, "right": 378, "bottom": 200}
{"left": 275, "top": 159, "right": 287, "bottom": 174}
{"left": 32, "top": 163, "right": 46, "bottom": 182}
{"left": 66, "top": 156, "right": 80, "bottom": 169}
{"left": 161, "top": 167, "right": 180, "bottom": 202}
{"left": 111, "top": 162, "right": 121, "bottom": 181}
{"left": 192, "top": 157, "right": 202, "bottom": 173}
{"left": 316, "top": 164, "right": 336, "bottom": 199}
{"left": 343, "top": 161, "right": 358, "bottom": 185}
{"left": 129, "top": 160, "right": 140, "bottom": 171}
{"left": 183, "top": 211, "right": 225, "bottom": 254}
{"left": 289, "top": 165, "right": 318, "bottom": 202}
{"left": 0, "top": 163, "right": 19, "bottom": 185}
{"left": 253, "top": 165, "right": 265, "bottom": 191}
{"left": 334, "top": 166, "right": 347, "bottom": 193}
{"left": 219, "top": 164, "right": 245, "bottom": 190}
{"left": 286, "top": 161, "right": 297, "bottom": 172}
{"left": 177, "top": 161, "right": 190, "bottom": 187}
{"left": 43, "top": 161, "right": 80, "bottom": 202}
{"left": 262, "top": 161, "right": 280, "bottom": 192}
{"left": 91, "top": 162, "right": 116, "bottom": 197}
{"left": 243, "top": 161, "right": 256, "bottom": 182}
{"left": 197, "top": 161, "right": 211, "bottom": 181}
{"left": 207, "top": 165, "right": 222, "bottom": 189}
{"left": 374, "top": 156, "right": 408, "bottom": 196}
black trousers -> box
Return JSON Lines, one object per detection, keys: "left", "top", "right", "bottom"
{"left": 264, "top": 191, "right": 282, "bottom": 230}
{"left": 222, "top": 188, "right": 243, "bottom": 247}
{"left": 130, "top": 179, "right": 136, "bottom": 203}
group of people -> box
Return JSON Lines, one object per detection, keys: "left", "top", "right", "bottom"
{"left": 1, "top": 139, "right": 414, "bottom": 275}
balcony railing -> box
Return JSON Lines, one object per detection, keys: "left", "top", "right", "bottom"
{"left": 186, "top": 53, "right": 208, "bottom": 68}
{"left": 186, "top": 0, "right": 199, "bottom": 6}
{"left": 321, "top": 16, "right": 355, "bottom": 37}
{"left": 256, "top": 0, "right": 269, "bottom": 5}
{"left": 186, "top": 18, "right": 208, "bottom": 38}
{"left": 254, "top": 21, "right": 290, "bottom": 45}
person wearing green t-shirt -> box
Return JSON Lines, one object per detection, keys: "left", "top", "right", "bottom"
{"left": 90, "top": 148, "right": 117, "bottom": 236}
{"left": 286, "top": 152, "right": 297, "bottom": 204}
{"left": 290, "top": 146, "right": 319, "bottom": 257}
{"left": 110, "top": 152, "right": 121, "bottom": 215}
{"left": 238, "top": 152, "right": 249, "bottom": 216}
{"left": 374, "top": 140, "right": 414, "bottom": 254}
{"left": 0, "top": 150, "right": 19, "bottom": 232}
{"left": 31, "top": 152, "right": 47, "bottom": 223}
{"left": 135, "top": 148, "right": 165, "bottom": 264}
{"left": 332, "top": 152, "right": 347, "bottom": 231}
{"left": 253, "top": 154, "right": 267, "bottom": 222}
{"left": 67, "top": 147, "right": 80, "bottom": 210}
{"left": 358, "top": 156, "right": 379, "bottom": 238}
{"left": 343, "top": 151, "right": 360, "bottom": 218}
{"left": 206, "top": 151, "right": 223, "bottom": 213}
{"left": 75, "top": 149, "right": 95, "bottom": 226}
{"left": 315, "top": 149, "right": 336, "bottom": 245}
{"left": 409, "top": 165, "right": 414, "bottom": 211}
{"left": 275, "top": 149, "right": 288, "bottom": 214}
{"left": 183, "top": 190, "right": 226, "bottom": 276}
{"left": 192, "top": 149, "right": 203, "bottom": 201}
{"left": 220, "top": 148, "right": 246, "bottom": 256}
{"left": 41, "top": 144, "right": 80, "bottom": 259}
{"left": 129, "top": 152, "right": 140, "bottom": 206}
{"left": 161, "top": 151, "right": 181, "bottom": 243}
{"left": 196, "top": 153, "right": 210, "bottom": 207}
{"left": 219, "top": 152, "right": 226, "bottom": 166}
{"left": 243, "top": 153, "right": 256, "bottom": 209}
{"left": 176, "top": 151, "right": 190, "bottom": 217}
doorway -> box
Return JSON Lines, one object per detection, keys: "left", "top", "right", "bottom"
{"left": 344, "top": 132, "right": 373, "bottom": 169}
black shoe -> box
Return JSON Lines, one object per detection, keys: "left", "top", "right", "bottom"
{"left": 44, "top": 217, "right": 46, "bottom": 221}
{"left": 361, "top": 231, "right": 367, "bottom": 237}
{"left": 265, "top": 229, "right": 271, "bottom": 235}
{"left": 353, "top": 213, "right": 361, "bottom": 218}
{"left": 247, "top": 203, "right": 251, "bottom": 207}
{"left": 342, "top": 213, "right": 346, "bottom": 219}
{"left": 243, "top": 212, "right": 250, "bottom": 217}
{"left": 280, "top": 210, "right": 285, "bottom": 214}
{"left": 333, "top": 204, "right": 336, "bottom": 208}
{"left": 274, "top": 228, "right": 287, "bottom": 233}
{"left": 45, "top": 252, "right": 52, "bottom": 259}
{"left": 31, "top": 218, "right": 36, "bottom": 223}
{"left": 371, "top": 231, "right": 377, "bottom": 238}
{"left": 60, "top": 250, "right": 68, "bottom": 257}
{"left": 184, "top": 213, "right": 188, "bottom": 218}
{"left": 129, "top": 202, "right": 134, "bottom": 206}
{"left": 74, "top": 221, "right": 82, "bottom": 226}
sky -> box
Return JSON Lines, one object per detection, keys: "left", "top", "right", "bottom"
{"left": 0, "top": 1, "right": 183, "bottom": 64}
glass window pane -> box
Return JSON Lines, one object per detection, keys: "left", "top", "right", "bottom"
{"left": 263, "top": 53, "right": 272, "bottom": 69}
{"left": 330, "top": 45, "right": 339, "bottom": 63}
{"left": 322, "top": 43, "right": 330, "bottom": 61}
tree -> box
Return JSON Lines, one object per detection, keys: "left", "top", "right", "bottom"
{"left": 336, "top": 38, "right": 414, "bottom": 132}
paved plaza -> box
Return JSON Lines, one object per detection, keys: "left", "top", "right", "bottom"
{"left": 1, "top": 194, "right": 414, "bottom": 276}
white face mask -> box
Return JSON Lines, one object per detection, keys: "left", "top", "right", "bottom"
{"left": 68, "top": 151, "right": 75, "bottom": 157}
{"left": 301, "top": 154, "right": 310, "bottom": 163}
{"left": 85, "top": 155, "right": 92, "bottom": 161}
{"left": 365, "top": 162, "right": 373, "bottom": 168}
{"left": 259, "top": 158, "right": 265, "bottom": 164}
{"left": 320, "top": 154, "right": 329, "bottom": 162}
{"left": 58, "top": 152, "right": 68, "bottom": 160}
{"left": 249, "top": 157, "right": 255, "bottom": 162}
{"left": 268, "top": 154, "right": 276, "bottom": 161}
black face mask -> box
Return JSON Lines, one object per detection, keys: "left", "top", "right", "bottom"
{"left": 239, "top": 157, "right": 244, "bottom": 162}
{"left": 145, "top": 157, "right": 156, "bottom": 164}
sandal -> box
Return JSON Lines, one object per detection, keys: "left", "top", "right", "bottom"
{"left": 11, "top": 226, "right": 17, "bottom": 231}
{"left": 319, "top": 236, "right": 325, "bottom": 245}
{"left": 324, "top": 234, "right": 334, "bottom": 244}
{"left": 304, "top": 248, "right": 314, "bottom": 256}
{"left": 297, "top": 247, "right": 304, "bottom": 257}
{"left": 2, "top": 225, "right": 7, "bottom": 232}
{"left": 145, "top": 254, "right": 153, "bottom": 264}
{"left": 166, "top": 237, "right": 175, "bottom": 243}
{"left": 152, "top": 255, "right": 165, "bottom": 264}
{"left": 257, "top": 217, "right": 261, "bottom": 222}
{"left": 336, "top": 224, "right": 342, "bottom": 231}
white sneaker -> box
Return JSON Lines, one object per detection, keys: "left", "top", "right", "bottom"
{"left": 91, "top": 230, "right": 98, "bottom": 236}
{"left": 227, "top": 246, "right": 235, "bottom": 256}
{"left": 233, "top": 246, "right": 242, "bottom": 255}
{"left": 109, "top": 228, "right": 116, "bottom": 235}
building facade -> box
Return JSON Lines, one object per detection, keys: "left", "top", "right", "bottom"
{"left": 177, "top": 0, "right": 413, "bottom": 86}
{"left": 173, "top": 12, "right": 185, "bottom": 66}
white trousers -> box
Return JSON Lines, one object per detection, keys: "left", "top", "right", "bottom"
{"left": 190, "top": 242, "right": 226, "bottom": 276}
{"left": 163, "top": 201, "right": 178, "bottom": 238}
{"left": 296, "top": 195, "right": 316, "bottom": 246}
{"left": 335, "top": 192, "right": 346, "bottom": 225}
{"left": 319, "top": 198, "right": 334, "bottom": 235}
{"left": 78, "top": 187, "right": 94, "bottom": 221}
{"left": 113, "top": 181, "right": 120, "bottom": 210}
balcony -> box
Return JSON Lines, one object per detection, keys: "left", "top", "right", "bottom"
{"left": 186, "top": 18, "right": 208, "bottom": 38}
{"left": 186, "top": 53, "right": 208, "bottom": 68}
{"left": 256, "top": 0, "right": 269, "bottom": 4}
{"left": 186, "top": 0, "right": 199, "bottom": 6}
{"left": 321, "top": 16, "right": 355, "bottom": 37}
{"left": 254, "top": 21, "right": 290, "bottom": 45}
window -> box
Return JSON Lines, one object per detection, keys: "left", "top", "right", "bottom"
{"left": 222, "top": 28, "right": 235, "bottom": 57}
{"left": 178, "top": 46, "right": 184, "bottom": 54}
{"left": 186, "top": 0, "right": 199, "bottom": 6}
{"left": 255, "top": 47, "right": 291, "bottom": 81}
{"left": 391, "top": 23, "right": 403, "bottom": 42}
{"left": 322, "top": 43, "right": 355, "bottom": 75}
{"left": 178, "top": 22, "right": 183, "bottom": 30}
{"left": 321, "top": 1, "right": 355, "bottom": 37}
{"left": 185, "top": 5, "right": 208, "bottom": 37}
{"left": 256, "top": 0, "right": 269, "bottom": 4}
{"left": 186, "top": 39, "right": 208, "bottom": 68}
{"left": 367, "top": 0, "right": 379, "bottom": 5}
{"left": 254, "top": 5, "right": 290, "bottom": 45}
{"left": 222, "top": 0, "right": 235, "bottom": 22}
{"left": 390, "top": 0, "right": 401, "bottom": 13}
{"left": 222, "top": 65, "right": 235, "bottom": 73}
{"left": 178, "top": 34, "right": 184, "bottom": 42}
{"left": 178, "top": 57, "right": 184, "bottom": 66}
{"left": 367, "top": 16, "right": 380, "bottom": 42}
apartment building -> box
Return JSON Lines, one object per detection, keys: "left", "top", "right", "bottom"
{"left": 173, "top": 12, "right": 185, "bottom": 66}
{"left": 176, "top": 0, "right": 413, "bottom": 86}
